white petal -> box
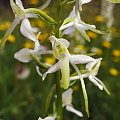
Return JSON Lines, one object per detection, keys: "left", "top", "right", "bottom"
{"left": 66, "top": 105, "right": 83, "bottom": 117}
{"left": 38, "top": 116, "right": 55, "bottom": 120}
{"left": 14, "top": 48, "right": 32, "bottom": 63}
{"left": 62, "top": 26, "right": 75, "bottom": 35}
{"left": 86, "top": 61, "right": 97, "bottom": 71}
{"left": 0, "top": 17, "right": 19, "bottom": 47}
{"left": 15, "top": 0, "right": 24, "bottom": 10}
{"left": 69, "top": 57, "right": 89, "bottom": 116}
{"left": 42, "top": 62, "right": 60, "bottom": 80}
{"left": 36, "top": 66, "right": 42, "bottom": 76}
{"left": 70, "top": 55, "right": 95, "bottom": 64}
{"left": 75, "top": 22, "right": 88, "bottom": 30}
{"left": 20, "top": 18, "right": 37, "bottom": 42}
{"left": 60, "top": 22, "right": 74, "bottom": 31}
{"left": 89, "top": 75, "right": 103, "bottom": 90}
{"left": 94, "top": 77, "right": 110, "bottom": 95}
{"left": 58, "top": 38, "right": 70, "bottom": 48}
{"left": 70, "top": 73, "right": 89, "bottom": 81}
{"left": 80, "top": 0, "right": 92, "bottom": 4}
{"left": 62, "top": 88, "right": 73, "bottom": 106}
{"left": 68, "top": 6, "right": 76, "bottom": 18}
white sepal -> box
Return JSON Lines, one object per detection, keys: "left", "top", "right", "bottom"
{"left": 66, "top": 105, "right": 83, "bottom": 117}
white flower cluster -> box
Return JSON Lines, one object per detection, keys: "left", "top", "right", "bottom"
{"left": 1, "top": 0, "right": 110, "bottom": 119}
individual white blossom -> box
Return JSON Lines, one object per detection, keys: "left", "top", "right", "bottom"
{"left": 60, "top": 2, "right": 104, "bottom": 42}
{"left": 0, "top": 0, "right": 37, "bottom": 47}
{"left": 70, "top": 58, "right": 110, "bottom": 95}
{"left": 62, "top": 88, "right": 83, "bottom": 117}
{"left": 14, "top": 19, "right": 52, "bottom": 63}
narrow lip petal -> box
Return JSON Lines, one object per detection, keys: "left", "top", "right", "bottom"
{"left": 20, "top": 18, "right": 37, "bottom": 42}
{"left": 66, "top": 105, "right": 83, "bottom": 117}
{"left": 42, "top": 62, "right": 60, "bottom": 80}
{"left": 89, "top": 75, "right": 103, "bottom": 90}
{"left": 59, "top": 55, "right": 70, "bottom": 89}
{"left": 69, "top": 57, "right": 89, "bottom": 116}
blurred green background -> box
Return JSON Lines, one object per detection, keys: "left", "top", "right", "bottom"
{"left": 0, "top": 0, "right": 120, "bottom": 120}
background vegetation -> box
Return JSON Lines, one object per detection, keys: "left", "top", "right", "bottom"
{"left": 0, "top": 0, "right": 120, "bottom": 120}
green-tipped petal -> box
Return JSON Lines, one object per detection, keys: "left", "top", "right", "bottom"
{"left": 70, "top": 58, "right": 89, "bottom": 116}
{"left": 80, "top": 21, "right": 108, "bottom": 34}
{"left": 0, "top": 18, "right": 19, "bottom": 48}
{"left": 95, "top": 77, "right": 111, "bottom": 95}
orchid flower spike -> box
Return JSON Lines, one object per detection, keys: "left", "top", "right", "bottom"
{"left": 43, "top": 35, "right": 97, "bottom": 115}
{"left": 60, "top": 3, "right": 105, "bottom": 42}
{"left": 38, "top": 116, "right": 55, "bottom": 120}
{"left": 62, "top": 88, "right": 83, "bottom": 117}
{"left": 0, "top": 0, "right": 37, "bottom": 47}
{"left": 70, "top": 58, "right": 110, "bottom": 95}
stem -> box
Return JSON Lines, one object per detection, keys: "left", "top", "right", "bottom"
{"left": 30, "top": 54, "right": 49, "bottom": 69}
{"left": 55, "top": 70, "right": 62, "bottom": 120}
{"left": 55, "top": 0, "right": 63, "bottom": 120}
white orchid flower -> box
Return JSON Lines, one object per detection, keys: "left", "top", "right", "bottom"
{"left": 70, "top": 58, "right": 110, "bottom": 95}
{"left": 38, "top": 116, "right": 55, "bottom": 120}
{"left": 43, "top": 35, "right": 95, "bottom": 88}
{"left": 0, "top": 0, "right": 37, "bottom": 47}
{"left": 60, "top": 4, "right": 105, "bottom": 42}
{"left": 14, "top": 19, "right": 52, "bottom": 63}
{"left": 62, "top": 88, "right": 83, "bottom": 117}
{"left": 42, "top": 35, "right": 96, "bottom": 115}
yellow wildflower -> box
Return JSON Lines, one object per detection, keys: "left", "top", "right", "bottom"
{"left": 87, "top": 31, "right": 97, "bottom": 39}
{"left": 7, "top": 34, "right": 16, "bottom": 43}
{"left": 29, "top": 0, "right": 39, "bottom": 5}
{"left": 38, "top": 34, "right": 48, "bottom": 41}
{"left": 112, "top": 49, "right": 120, "bottom": 57}
{"left": 24, "top": 41, "right": 34, "bottom": 49}
{"left": 0, "top": 21, "right": 11, "bottom": 31}
{"left": 96, "top": 48, "right": 103, "bottom": 55}
{"left": 102, "top": 41, "right": 111, "bottom": 48}
{"left": 109, "top": 68, "right": 119, "bottom": 76}
{"left": 45, "top": 57, "right": 55, "bottom": 65}
{"left": 37, "top": 21, "right": 45, "bottom": 29}
{"left": 95, "top": 15, "right": 104, "bottom": 22}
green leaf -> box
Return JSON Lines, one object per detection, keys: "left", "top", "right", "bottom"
{"left": 107, "top": 0, "right": 120, "bottom": 3}
{"left": 26, "top": 8, "right": 56, "bottom": 24}
{"left": 45, "top": 84, "right": 56, "bottom": 112}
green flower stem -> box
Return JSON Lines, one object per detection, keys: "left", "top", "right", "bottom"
{"left": 55, "top": 0, "right": 63, "bottom": 120}
{"left": 30, "top": 54, "right": 49, "bottom": 69}
{"left": 55, "top": 70, "right": 62, "bottom": 120}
